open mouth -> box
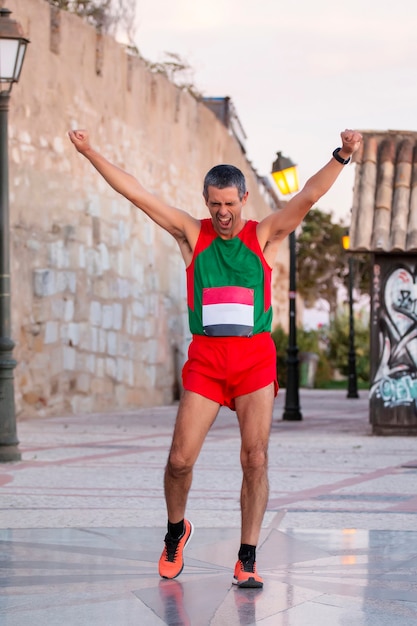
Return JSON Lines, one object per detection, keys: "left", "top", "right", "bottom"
{"left": 217, "top": 216, "right": 232, "bottom": 229}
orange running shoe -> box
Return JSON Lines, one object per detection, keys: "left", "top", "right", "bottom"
{"left": 158, "top": 519, "right": 194, "bottom": 579}
{"left": 233, "top": 559, "right": 264, "bottom": 588}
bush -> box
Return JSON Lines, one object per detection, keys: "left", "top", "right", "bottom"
{"left": 271, "top": 312, "right": 370, "bottom": 389}
{"left": 271, "top": 326, "right": 288, "bottom": 388}
{"left": 271, "top": 325, "right": 330, "bottom": 388}
{"left": 327, "top": 309, "right": 370, "bottom": 383}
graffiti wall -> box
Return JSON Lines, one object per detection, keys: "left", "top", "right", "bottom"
{"left": 370, "top": 255, "right": 417, "bottom": 434}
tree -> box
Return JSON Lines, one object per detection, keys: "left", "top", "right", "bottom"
{"left": 296, "top": 208, "right": 346, "bottom": 317}
{"left": 296, "top": 208, "right": 371, "bottom": 317}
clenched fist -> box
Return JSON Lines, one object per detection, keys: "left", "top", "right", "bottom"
{"left": 68, "top": 129, "right": 91, "bottom": 155}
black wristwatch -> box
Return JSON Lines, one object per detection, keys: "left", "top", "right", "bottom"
{"left": 332, "top": 147, "right": 351, "bottom": 165}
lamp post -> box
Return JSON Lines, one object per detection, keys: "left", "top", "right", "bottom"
{"left": 271, "top": 152, "right": 302, "bottom": 420}
{"left": 342, "top": 235, "right": 359, "bottom": 399}
{"left": 0, "top": 8, "right": 29, "bottom": 462}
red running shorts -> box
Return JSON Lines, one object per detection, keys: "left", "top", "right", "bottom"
{"left": 182, "top": 332, "right": 278, "bottom": 410}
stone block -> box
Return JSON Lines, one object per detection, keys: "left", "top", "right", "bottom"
{"left": 105, "top": 357, "right": 116, "bottom": 379}
{"left": 30, "top": 353, "right": 50, "bottom": 381}
{"left": 85, "top": 193, "right": 101, "bottom": 217}
{"left": 32, "top": 300, "right": 51, "bottom": 323}
{"left": 76, "top": 373, "right": 90, "bottom": 393}
{"left": 56, "top": 271, "right": 76, "bottom": 294}
{"left": 86, "top": 354, "right": 96, "bottom": 374}
{"left": 67, "top": 322, "right": 80, "bottom": 347}
{"left": 51, "top": 298, "right": 65, "bottom": 319}
{"left": 49, "top": 347, "right": 62, "bottom": 376}
{"left": 102, "top": 305, "right": 113, "bottom": 329}
{"left": 85, "top": 248, "right": 103, "bottom": 277}
{"left": 44, "top": 321, "right": 58, "bottom": 344}
{"left": 98, "top": 329, "right": 106, "bottom": 353}
{"left": 33, "top": 269, "right": 56, "bottom": 297}
{"left": 132, "top": 301, "right": 145, "bottom": 318}
{"left": 93, "top": 278, "right": 109, "bottom": 299}
{"left": 32, "top": 334, "right": 44, "bottom": 353}
{"left": 63, "top": 346, "right": 76, "bottom": 371}
{"left": 89, "top": 326, "right": 98, "bottom": 352}
{"left": 70, "top": 395, "right": 95, "bottom": 414}
{"left": 64, "top": 299, "right": 75, "bottom": 322}
{"left": 90, "top": 301, "right": 102, "bottom": 326}
{"left": 113, "top": 303, "right": 123, "bottom": 330}
{"left": 98, "top": 242, "right": 110, "bottom": 271}
{"left": 78, "top": 245, "right": 86, "bottom": 268}
{"left": 118, "top": 337, "right": 133, "bottom": 358}
{"left": 125, "top": 388, "right": 143, "bottom": 405}
{"left": 48, "top": 240, "right": 69, "bottom": 268}
{"left": 91, "top": 377, "right": 105, "bottom": 394}
{"left": 107, "top": 331, "right": 117, "bottom": 356}
{"left": 117, "top": 278, "right": 130, "bottom": 299}
{"left": 96, "top": 358, "right": 105, "bottom": 378}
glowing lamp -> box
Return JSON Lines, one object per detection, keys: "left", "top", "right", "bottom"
{"left": 271, "top": 152, "right": 299, "bottom": 195}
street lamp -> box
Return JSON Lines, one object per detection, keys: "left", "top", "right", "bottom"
{"left": 271, "top": 152, "right": 302, "bottom": 421}
{"left": 342, "top": 234, "right": 359, "bottom": 399}
{"left": 0, "top": 8, "right": 29, "bottom": 462}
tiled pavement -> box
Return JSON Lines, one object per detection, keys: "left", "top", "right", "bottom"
{"left": 1, "top": 389, "right": 417, "bottom": 625}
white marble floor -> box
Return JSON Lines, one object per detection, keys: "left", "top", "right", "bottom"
{"left": 1, "top": 525, "right": 417, "bottom": 625}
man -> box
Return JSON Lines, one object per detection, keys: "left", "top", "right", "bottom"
{"left": 69, "top": 128, "right": 362, "bottom": 587}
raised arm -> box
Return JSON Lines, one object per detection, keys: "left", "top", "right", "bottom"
{"left": 257, "top": 129, "right": 362, "bottom": 262}
{"left": 68, "top": 130, "right": 201, "bottom": 263}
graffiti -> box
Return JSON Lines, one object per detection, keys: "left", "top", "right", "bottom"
{"left": 375, "top": 374, "right": 417, "bottom": 407}
{"left": 396, "top": 289, "right": 417, "bottom": 318}
{"left": 370, "top": 260, "right": 417, "bottom": 410}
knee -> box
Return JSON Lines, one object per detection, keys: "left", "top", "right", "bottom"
{"left": 241, "top": 447, "right": 268, "bottom": 474}
{"left": 166, "top": 450, "right": 194, "bottom": 478}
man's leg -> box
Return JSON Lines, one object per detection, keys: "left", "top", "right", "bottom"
{"left": 233, "top": 382, "right": 274, "bottom": 587}
{"left": 164, "top": 389, "right": 220, "bottom": 521}
{"left": 159, "top": 390, "right": 220, "bottom": 579}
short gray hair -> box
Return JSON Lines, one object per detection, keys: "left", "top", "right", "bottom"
{"left": 203, "top": 164, "right": 247, "bottom": 200}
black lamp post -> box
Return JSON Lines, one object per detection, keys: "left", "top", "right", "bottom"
{"left": 342, "top": 235, "right": 359, "bottom": 399}
{"left": 271, "top": 152, "right": 302, "bottom": 420}
{"left": 0, "top": 8, "right": 29, "bottom": 462}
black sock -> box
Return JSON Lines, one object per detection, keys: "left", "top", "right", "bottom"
{"left": 239, "top": 543, "right": 256, "bottom": 563}
{"left": 167, "top": 519, "right": 185, "bottom": 540}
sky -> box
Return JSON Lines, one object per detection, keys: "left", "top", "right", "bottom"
{"left": 132, "top": 0, "right": 417, "bottom": 223}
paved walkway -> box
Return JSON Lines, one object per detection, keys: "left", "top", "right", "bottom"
{"left": 1, "top": 389, "right": 417, "bottom": 625}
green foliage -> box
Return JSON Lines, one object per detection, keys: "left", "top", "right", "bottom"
{"left": 296, "top": 208, "right": 371, "bottom": 316}
{"left": 272, "top": 309, "right": 370, "bottom": 389}
{"left": 327, "top": 308, "right": 370, "bottom": 383}
{"left": 272, "top": 325, "right": 331, "bottom": 388}
{"left": 271, "top": 326, "right": 288, "bottom": 387}
{"left": 296, "top": 208, "right": 346, "bottom": 316}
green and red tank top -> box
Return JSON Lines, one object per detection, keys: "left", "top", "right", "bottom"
{"left": 186, "top": 219, "right": 273, "bottom": 336}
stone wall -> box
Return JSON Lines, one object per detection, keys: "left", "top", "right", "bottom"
{"left": 6, "top": 0, "right": 289, "bottom": 417}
